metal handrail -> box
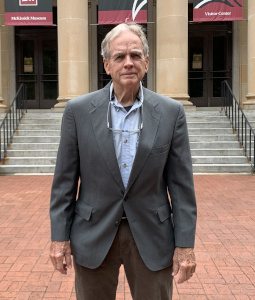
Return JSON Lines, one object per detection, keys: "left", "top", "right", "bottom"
{"left": 0, "top": 84, "right": 27, "bottom": 163}
{"left": 221, "top": 80, "right": 255, "bottom": 172}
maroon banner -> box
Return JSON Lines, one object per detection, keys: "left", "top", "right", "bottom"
{"left": 5, "top": 0, "right": 52, "bottom": 26}
{"left": 5, "top": 12, "right": 52, "bottom": 26}
{"left": 193, "top": 0, "right": 243, "bottom": 22}
{"left": 98, "top": 0, "right": 147, "bottom": 25}
{"left": 98, "top": 10, "right": 147, "bottom": 25}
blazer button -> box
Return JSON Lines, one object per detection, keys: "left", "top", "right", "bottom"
{"left": 115, "top": 221, "right": 120, "bottom": 227}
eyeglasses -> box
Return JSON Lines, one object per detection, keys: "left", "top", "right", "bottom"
{"left": 107, "top": 101, "right": 143, "bottom": 133}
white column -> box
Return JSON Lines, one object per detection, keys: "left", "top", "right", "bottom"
{"left": 55, "top": 0, "right": 89, "bottom": 108}
{"left": 156, "top": 0, "right": 193, "bottom": 106}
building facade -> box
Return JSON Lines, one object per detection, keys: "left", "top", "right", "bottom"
{"left": 0, "top": 0, "right": 254, "bottom": 112}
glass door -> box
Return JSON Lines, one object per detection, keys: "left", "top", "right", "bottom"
{"left": 39, "top": 38, "right": 58, "bottom": 108}
{"left": 188, "top": 24, "right": 232, "bottom": 107}
{"left": 188, "top": 35, "right": 206, "bottom": 107}
{"left": 16, "top": 30, "right": 58, "bottom": 109}
{"left": 18, "top": 39, "right": 39, "bottom": 109}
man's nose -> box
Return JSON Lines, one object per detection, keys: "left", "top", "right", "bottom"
{"left": 124, "top": 55, "right": 134, "bottom": 67}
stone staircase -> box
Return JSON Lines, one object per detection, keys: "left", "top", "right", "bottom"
{"left": 0, "top": 109, "right": 253, "bottom": 174}
{"left": 0, "top": 110, "right": 61, "bottom": 174}
{"left": 186, "top": 110, "right": 252, "bottom": 173}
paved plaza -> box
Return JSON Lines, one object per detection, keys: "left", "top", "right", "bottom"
{"left": 0, "top": 174, "right": 254, "bottom": 300}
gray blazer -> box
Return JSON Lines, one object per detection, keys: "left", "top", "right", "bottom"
{"left": 50, "top": 83, "right": 197, "bottom": 271}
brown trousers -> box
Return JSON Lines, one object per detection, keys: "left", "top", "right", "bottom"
{"left": 73, "top": 219, "right": 173, "bottom": 300}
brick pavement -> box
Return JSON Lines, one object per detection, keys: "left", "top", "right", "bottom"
{"left": 0, "top": 175, "right": 254, "bottom": 300}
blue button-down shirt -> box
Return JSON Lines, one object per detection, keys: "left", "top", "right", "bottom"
{"left": 110, "top": 82, "right": 143, "bottom": 188}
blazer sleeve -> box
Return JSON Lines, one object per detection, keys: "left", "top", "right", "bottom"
{"left": 165, "top": 104, "right": 197, "bottom": 248}
{"left": 50, "top": 101, "right": 80, "bottom": 241}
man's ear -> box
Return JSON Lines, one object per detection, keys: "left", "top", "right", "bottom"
{"left": 103, "top": 58, "right": 111, "bottom": 75}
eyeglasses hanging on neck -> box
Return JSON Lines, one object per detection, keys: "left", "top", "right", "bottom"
{"left": 107, "top": 101, "right": 143, "bottom": 133}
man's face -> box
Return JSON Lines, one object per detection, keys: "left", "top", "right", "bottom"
{"left": 103, "top": 31, "right": 149, "bottom": 90}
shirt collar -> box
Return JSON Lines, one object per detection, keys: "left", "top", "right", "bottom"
{"left": 109, "top": 82, "right": 144, "bottom": 108}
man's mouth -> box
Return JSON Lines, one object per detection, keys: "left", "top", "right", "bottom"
{"left": 123, "top": 73, "right": 136, "bottom": 76}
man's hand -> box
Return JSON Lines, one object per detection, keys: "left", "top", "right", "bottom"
{"left": 172, "top": 247, "right": 196, "bottom": 284}
{"left": 49, "top": 241, "right": 72, "bottom": 275}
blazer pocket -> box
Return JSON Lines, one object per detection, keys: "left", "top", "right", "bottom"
{"left": 157, "top": 203, "right": 172, "bottom": 223}
{"left": 150, "top": 143, "right": 170, "bottom": 156}
{"left": 74, "top": 201, "right": 93, "bottom": 221}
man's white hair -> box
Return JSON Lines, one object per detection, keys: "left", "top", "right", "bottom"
{"left": 101, "top": 23, "right": 149, "bottom": 61}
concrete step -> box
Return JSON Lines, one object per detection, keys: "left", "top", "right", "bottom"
{"left": 186, "top": 110, "right": 223, "bottom": 116}
{"left": 186, "top": 116, "right": 229, "bottom": 122}
{"left": 19, "top": 124, "right": 61, "bottom": 130}
{"left": 192, "top": 156, "right": 248, "bottom": 164}
{"left": 6, "top": 150, "right": 58, "bottom": 157}
{"left": 193, "top": 164, "right": 252, "bottom": 173}
{"left": 0, "top": 165, "right": 55, "bottom": 174}
{"left": 238, "top": 143, "right": 254, "bottom": 154}
{"left": 242, "top": 142, "right": 255, "bottom": 148}
{"left": 186, "top": 114, "right": 228, "bottom": 119}
{"left": 12, "top": 136, "right": 60, "bottom": 143}
{"left": 232, "top": 122, "right": 255, "bottom": 129}
{"left": 190, "top": 149, "right": 244, "bottom": 156}
{"left": 26, "top": 112, "right": 63, "bottom": 118}
{"left": 3, "top": 157, "right": 56, "bottom": 165}
{"left": 189, "top": 135, "right": 237, "bottom": 142}
{"left": 188, "top": 128, "right": 233, "bottom": 134}
{"left": 243, "top": 151, "right": 254, "bottom": 160}
{"left": 15, "top": 130, "right": 60, "bottom": 137}
{"left": 187, "top": 122, "right": 232, "bottom": 128}
{"left": 9, "top": 143, "right": 59, "bottom": 150}
{"left": 243, "top": 111, "right": 255, "bottom": 118}
{"left": 190, "top": 141, "right": 241, "bottom": 149}
{"left": 20, "top": 118, "right": 62, "bottom": 124}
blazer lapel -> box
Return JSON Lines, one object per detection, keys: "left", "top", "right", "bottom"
{"left": 125, "top": 92, "right": 161, "bottom": 195}
{"left": 89, "top": 87, "right": 125, "bottom": 192}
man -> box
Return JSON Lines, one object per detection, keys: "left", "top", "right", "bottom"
{"left": 50, "top": 23, "right": 197, "bottom": 300}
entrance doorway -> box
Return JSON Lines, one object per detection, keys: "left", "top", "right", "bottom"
{"left": 16, "top": 28, "right": 58, "bottom": 109}
{"left": 188, "top": 23, "right": 232, "bottom": 107}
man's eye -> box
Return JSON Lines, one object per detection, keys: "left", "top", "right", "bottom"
{"left": 115, "top": 55, "right": 124, "bottom": 61}
{"left": 132, "top": 54, "right": 142, "bottom": 60}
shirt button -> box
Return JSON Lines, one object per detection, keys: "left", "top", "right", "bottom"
{"left": 123, "top": 164, "right": 127, "bottom": 168}
{"left": 115, "top": 221, "right": 120, "bottom": 227}
{"left": 124, "top": 139, "right": 128, "bottom": 143}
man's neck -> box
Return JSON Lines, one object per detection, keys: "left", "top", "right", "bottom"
{"left": 113, "top": 83, "right": 140, "bottom": 107}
